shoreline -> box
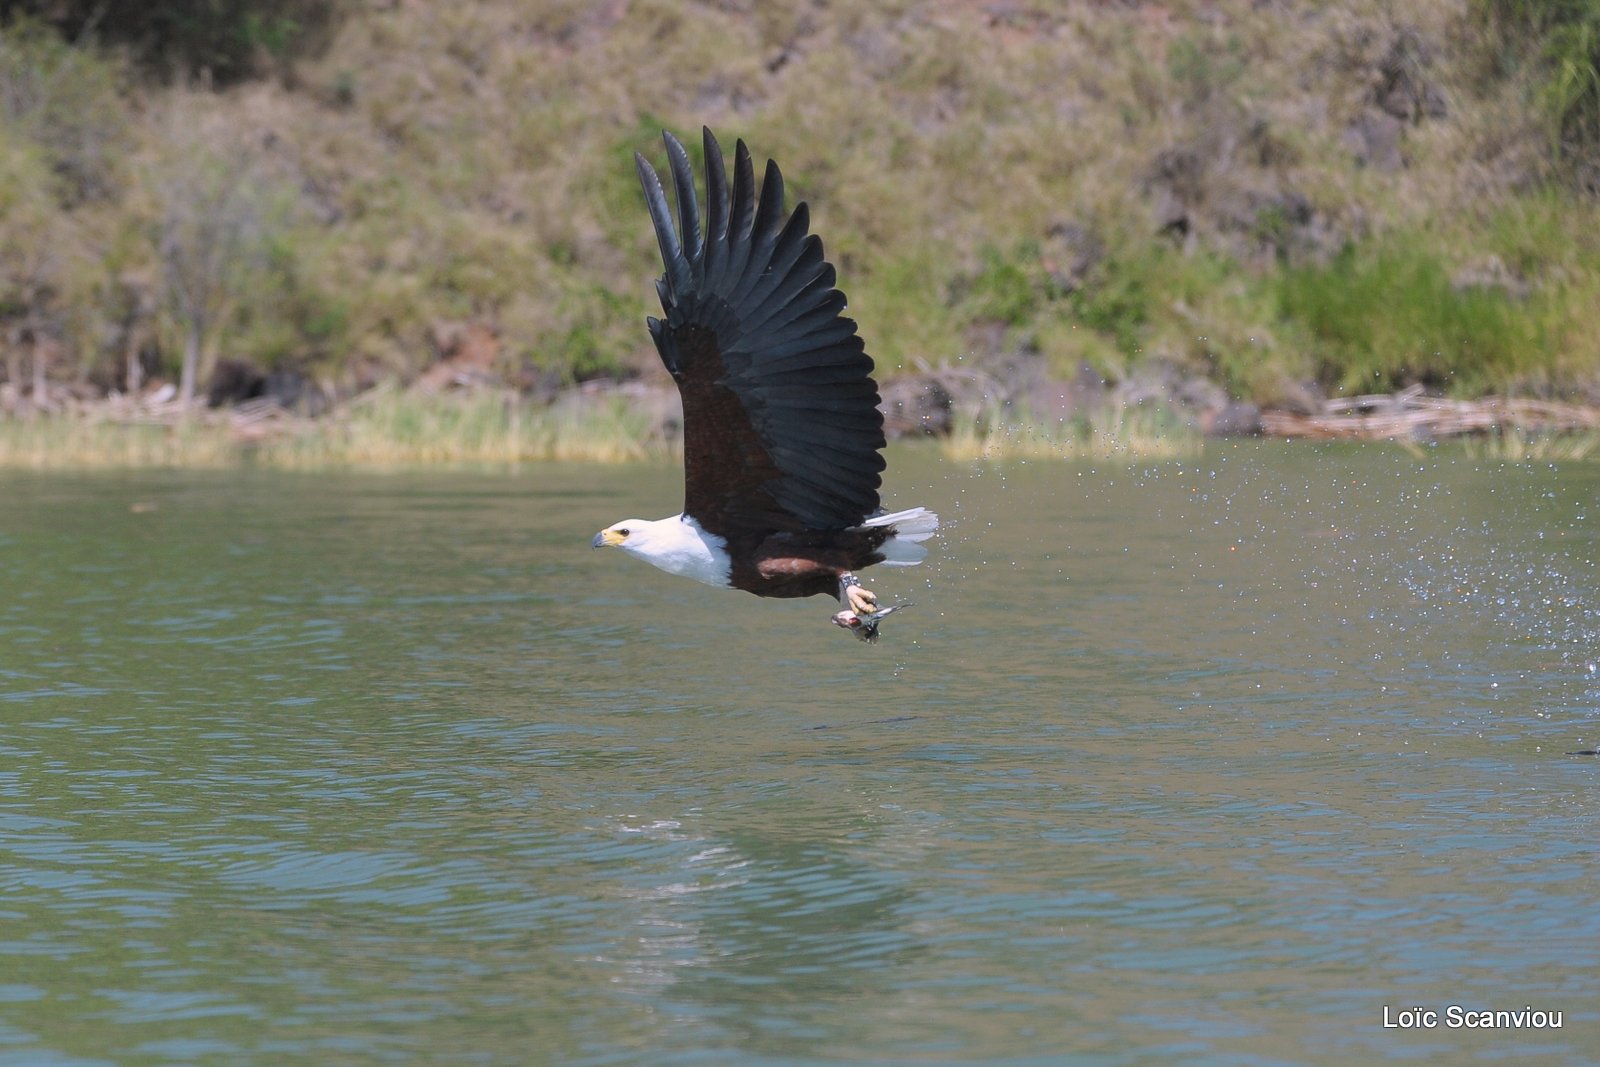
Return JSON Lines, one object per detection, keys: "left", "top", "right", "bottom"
{"left": 2, "top": 379, "right": 1598, "bottom": 471}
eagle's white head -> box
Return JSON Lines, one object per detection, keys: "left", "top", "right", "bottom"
{"left": 591, "top": 514, "right": 731, "bottom": 588}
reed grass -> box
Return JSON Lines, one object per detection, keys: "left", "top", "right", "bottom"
{"left": 0, "top": 388, "right": 1213, "bottom": 470}
{"left": 0, "top": 413, "right": 239, "bottom": 469}
{"left": 1451, "top": 428, "right": 1600, "bottom": 462}
{"left": 256, "top": 386, "right": 677, "bottom": 467}
{"left": 941, "top": 402, "right": 1204, "bottom": 462}
{"left": 0, "top": 389, "right": 681, "bottom": 470}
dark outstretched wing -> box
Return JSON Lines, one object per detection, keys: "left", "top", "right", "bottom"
{"left": 635, "top": 127, "right": 885, "bottom": 539}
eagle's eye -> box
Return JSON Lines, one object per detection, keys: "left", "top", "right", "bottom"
{"left": 618, "top": 528, "right": 630, "bottom": 537}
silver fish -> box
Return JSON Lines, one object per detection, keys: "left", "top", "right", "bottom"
{"left": 831, "top": 600, "right": 913, "bottom": 643}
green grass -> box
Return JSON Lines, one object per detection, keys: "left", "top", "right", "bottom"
{"left": 1277, "top": 242, "right": 1532, "bottom": 394}
{"left": 1478, "top": 0, "right": 1600, "bottom": 169}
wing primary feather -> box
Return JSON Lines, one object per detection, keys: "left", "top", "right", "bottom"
{"left": 722, "top": 140, "right": 757, "bottom": 284}
{"left": 761, "top": 395, "right": 883, "bottom": 415}
{"left": 758, "top": 379, "right": 881, "bottom": 401}
{"left": 751, "top": 158, "right": 785, "bottom": 246}
{"left": 770, "top": 443, "right": 886, "bottom": 474}
{"left": 726, "top": 159, "right": 787, "bottom": 308}
{"left": 734, "top": 252, "right": 835, "bottom": 339}
{"left": 663, "top": 131, "right": 702, "bottom": 265}
{"left": 741, "top": 214, "right": 817, "bottom": 307}
{"left": 702, "top": 128, "right": 728, "bottom": 275}
{"left": 742, "top": 270, "right": 835, "bottom": 343}
{"left": 744, "top": 286, "right": 848, "bottom": 344}
{"left": 635, "top": 152, "right": 690, "bottom": 300}
{"left": 731, "top": 140, "right": 757, "bottom": 239}
{"left": 756, "top": 329, "right": 863, "bottom": 368}
{"left": 728, "top": 202, "right": 813, "bottom": 312}
{"left": 759, "top": 362, "right": 873, "bottom": 386}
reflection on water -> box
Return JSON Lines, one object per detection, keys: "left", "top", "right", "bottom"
{"left": 1, "top": 445, "right": 1598, "bottom": 1065}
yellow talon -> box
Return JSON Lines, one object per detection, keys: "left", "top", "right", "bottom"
{"left": 847, "top": 585, "right": 878, "bottom": 616}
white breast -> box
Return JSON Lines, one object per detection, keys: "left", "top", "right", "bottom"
{"left": 625, "top": 514, "right": 733, "bottom": 588}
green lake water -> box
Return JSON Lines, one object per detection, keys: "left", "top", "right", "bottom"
{"left": 1, "top": 442, "right": 1597, "bottom": 1065}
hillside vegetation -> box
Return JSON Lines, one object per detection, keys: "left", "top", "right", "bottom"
{"left": 3, "top": 0, "right": 1600, "bottom": 422}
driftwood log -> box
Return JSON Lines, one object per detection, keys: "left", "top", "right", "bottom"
{"left": 1261, "top": 385, "right": 1600, "bottom": 440}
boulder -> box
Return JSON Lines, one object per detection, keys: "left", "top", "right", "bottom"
{"left": 880, "top": 376, "right": 953, "bottom": 437}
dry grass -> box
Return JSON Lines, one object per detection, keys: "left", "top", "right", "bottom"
{"left": 0, "top": 385, "right": 1210, "bottom": 470}
{"left": 256, "top": 386, "right": 676, "bottom": 467}
{"left": 941, "top": 403, "right": 1204, "bottom": 462}
{"left": 1451, "top": 429, "right": 1600, "bottom": 462}
{"left": 0, "top": 389, "right": 681, "bottom": 470}
{"left": 0, "top": 414, "right": 239, "bottom": 469}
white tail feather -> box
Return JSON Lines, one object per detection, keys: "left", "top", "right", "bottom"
{"left": 865, "top": 506, "right": 939, "bottom": 566}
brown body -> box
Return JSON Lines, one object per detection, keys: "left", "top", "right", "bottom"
{"left": 733, "top": 528, "right": 893, "bottom": 599}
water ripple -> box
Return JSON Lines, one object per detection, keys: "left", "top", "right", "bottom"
{"left": 2, "top": 456, "right": 1597, "bottom": 1065}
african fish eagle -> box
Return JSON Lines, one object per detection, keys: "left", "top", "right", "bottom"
{"left": 592, "top": 128, "right": 938, "bottom": 641}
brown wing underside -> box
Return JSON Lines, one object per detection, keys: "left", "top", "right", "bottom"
{"left": 672, "top": 323, "right": 795, "bottom": 540}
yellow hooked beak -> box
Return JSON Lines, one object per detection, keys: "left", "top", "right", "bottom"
{"left": 592, "top": 529, "right": 626, "bottom": 549}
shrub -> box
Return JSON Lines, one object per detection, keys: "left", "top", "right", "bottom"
{"left": 0, "top": 18, "right": 128, "bottom": 202}
{"left": 0, "top": 0, "right": 348, "bottom": 84}
{"left": 1278, "top": 243, "right": 1531, "bottom": 394}
{"left": 1475, "top": 0, "right": 1600, "bottom": 183}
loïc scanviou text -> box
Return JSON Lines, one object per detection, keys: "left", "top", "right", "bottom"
{"left": 1383, "top": 1005, "right": 1563, "bottom": 1029}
